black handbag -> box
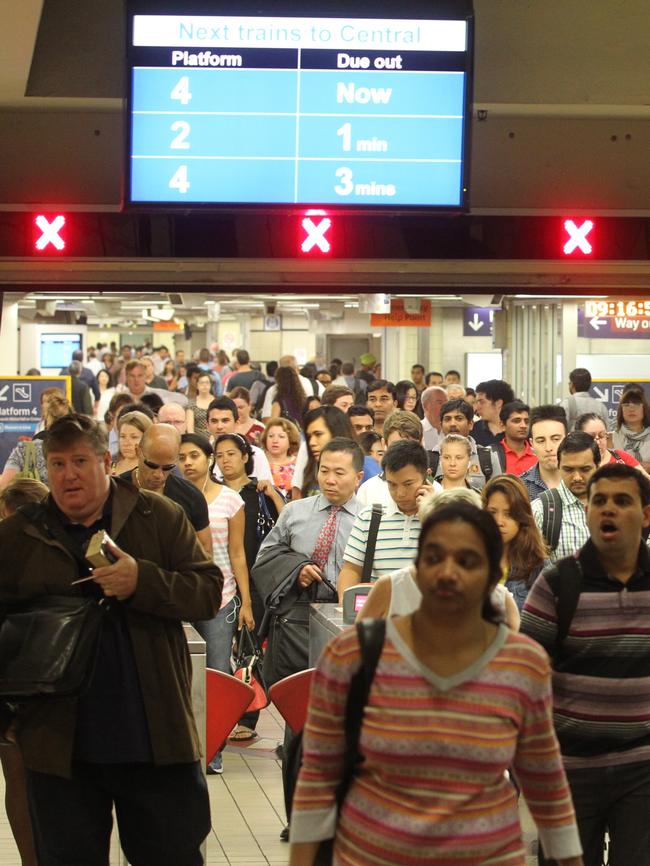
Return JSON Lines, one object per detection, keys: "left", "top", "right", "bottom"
{"left": 232, "top": 625, "right": 268, "bottom": 711}
{"left": 0, "top": 501, "right": 106, "bottom": 702}
{"left": 0, "top": 595, "right": 105, "bottom": 701}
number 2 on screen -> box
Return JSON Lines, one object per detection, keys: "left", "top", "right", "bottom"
{"left": 170, "top": 76, "right": 192, "bottom": 106}
{"left": 170, "top": 121, "right": 191, "bottom": 149}
{"left": 169, "top": 165, "right": 190, "bottom": 194}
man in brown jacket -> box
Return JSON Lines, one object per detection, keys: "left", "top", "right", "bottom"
{"left": 0, "top": 414, "right": 222, "bottom": 866}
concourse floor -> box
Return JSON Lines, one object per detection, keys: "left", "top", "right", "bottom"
{"left": 0, "top": 703, "right": 538, "bottom": 865}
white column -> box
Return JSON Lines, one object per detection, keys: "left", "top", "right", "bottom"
{"left": 0, "top": 300, "right": 19, "bottom": 375}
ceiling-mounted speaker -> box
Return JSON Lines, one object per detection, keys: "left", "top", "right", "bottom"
{"left": 168, "top": 292, "right": 185, "bottom": 306}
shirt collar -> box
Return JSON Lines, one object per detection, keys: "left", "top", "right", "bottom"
{"left": 502, "top": 439, "right": 534, "bottom": 457}
{"left": 580, "top": 537, "right": 650, "bottom": 582}
{"left": 559, "top": 480, "right": 586, "bottom": 507}
{"left": 316, "top": 492, "right": 358, "bottom": 514}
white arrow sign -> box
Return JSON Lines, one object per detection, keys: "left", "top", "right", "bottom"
{"left": 0, "top": 385, "right": 8, "bottom": 401}
{"left": 593, "top": 386, "right": 609, "bottom": 401}
{"left": 589, "top": 316, "right": 607, "bottom": 331}
{"left": 468, "top": 313, "right": 484, "bottom": 332}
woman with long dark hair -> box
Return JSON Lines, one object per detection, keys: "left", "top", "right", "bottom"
{"left": 213, "top": 432, "right": 284, "bottom": 741}
{"left": 271, "top": 366, "right": 306, "bottom": 427}
{"left": 178, "top": 433, "right": 254, "bottom": 772}
{"left": 395, "top": 379, "right": 418, "bottom": 413}
{"left": 291, "top": 405, "right": 355, "bottom": 500}
{"left": 482, "top": 474, "right": 549, "bottom": 610}
{"left": 290, "top": 502, "right": 583, "bottom": 866}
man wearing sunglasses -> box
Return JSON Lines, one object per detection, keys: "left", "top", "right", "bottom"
{"left": 121, "top": 424, "right": 213, "bottom": 557}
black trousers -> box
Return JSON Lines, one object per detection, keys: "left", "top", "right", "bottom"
{"left": 538, "top": 760, "right": 650, "bottom": 866}
{"left": 26, "top": 760, "right": 211, "bottom": 866}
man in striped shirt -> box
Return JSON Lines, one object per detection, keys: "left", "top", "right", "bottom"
{"left": 521, "top": 463, "right": 650, "bottom": 866}
{"left": 338, "top": 440, "right": 433, "bottom": 595}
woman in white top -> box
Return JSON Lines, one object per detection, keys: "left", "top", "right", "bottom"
{"left": 178, "top": 433, "right": 254, "bottom": 773}
{"left": 358, "top": 487, "right": 520, "bottom": 630}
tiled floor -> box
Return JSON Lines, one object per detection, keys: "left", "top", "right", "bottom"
{"left": 1, "top": 704, "right": 537, "bottom": 865}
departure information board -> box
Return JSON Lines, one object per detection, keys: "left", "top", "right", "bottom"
{"left": 127, "top": 12, "right": 472, "bottom": 208}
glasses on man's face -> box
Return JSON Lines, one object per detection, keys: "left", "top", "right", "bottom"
{"left": 143, "top": 457, "right": 176, "bottom": 472}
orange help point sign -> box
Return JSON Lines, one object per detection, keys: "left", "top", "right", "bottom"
{"left": 370, "top": 299, "right": 432, "bottom": 327}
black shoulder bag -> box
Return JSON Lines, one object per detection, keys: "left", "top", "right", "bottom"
{"left": 284, "top": 618, "right": 386, "bottom": 864}
{"left": 0, "top": 504, "right": 106, "bottom": 702}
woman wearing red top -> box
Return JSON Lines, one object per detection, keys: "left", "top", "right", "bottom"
{"left": 231, "top": 387, "right": 265, "bottom": 446}
{"left": 575, "top": 412, "right": 643, "bottom": 470}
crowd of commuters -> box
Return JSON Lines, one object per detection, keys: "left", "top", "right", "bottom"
{"left": 2, "top": 342, "right": 650, "bottom": 865}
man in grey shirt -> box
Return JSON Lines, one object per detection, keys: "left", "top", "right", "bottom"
{"left": 561, "top": 367, "right": 610, "bottom": 431}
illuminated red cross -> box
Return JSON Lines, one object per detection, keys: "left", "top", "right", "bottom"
{"left": 563, "top": 219, "right": 593, "bottom": 255}
{"left": 301, "top": 210, "right": 331, "bottom": 253}
{"left": 35, "top": 215, "right": 66, "bottom": 251}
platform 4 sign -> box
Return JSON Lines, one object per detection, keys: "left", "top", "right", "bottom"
{"left": 0, "top": 376, "right": 70, "bottom": 470}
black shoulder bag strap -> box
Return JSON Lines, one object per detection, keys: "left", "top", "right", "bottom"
{"left": 19, "top": 502, "right": 93, "bottom": 578}
{"left": 336, "top": 619, "right": 386, "bottom": 800}
{"left": 543, "top": 557, "right": 583, "bottom": 661}
{"left": 361, "top": 504, "right": 383, "bottom": 583}
{"left": 476, "top": 446, "right": 495, "bottom": 481}
{"left": 539, "top": 487, "right": 563, "bottom": 553}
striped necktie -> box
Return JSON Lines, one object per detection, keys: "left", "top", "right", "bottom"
{"left": 311, "top": 505, "right": 341, "bottom": 571}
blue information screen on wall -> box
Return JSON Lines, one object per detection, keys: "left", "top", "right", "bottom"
{"left": 126, "top": 7, "right": 473, "bottom": 209}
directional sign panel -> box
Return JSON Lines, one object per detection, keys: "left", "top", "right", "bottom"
{"left": 578, "top": 306, "right": 650, "bottom": 340}
{"left": 0, "top": 376, "right": 70, "bottom": 471}
{"left": 590, "top": 380, "right": 650, "bottom": 426}
{"left": 463, "top": 307, "right": 493, "bottom": 336}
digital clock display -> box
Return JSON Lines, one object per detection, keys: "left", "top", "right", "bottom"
{"left": 585, "top": 299, "right": 650, "bottom": 319}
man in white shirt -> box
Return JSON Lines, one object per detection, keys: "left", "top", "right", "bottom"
{"left": 206, "top": 397, "right": 272, "bottom": 481}
{"left": 420, "top": 386, "right": 447, "bottom": 450}
{"left": 261, "top": 355, "right": 324, "bottom": 420}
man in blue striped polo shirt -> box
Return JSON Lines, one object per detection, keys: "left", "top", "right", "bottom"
{"left": 521, "top": 463, "right": 650, "bottom": 866}
{"left": 338, "top": 440, "right": 434, "bottom": 595}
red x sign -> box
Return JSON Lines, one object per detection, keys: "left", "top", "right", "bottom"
{"left": 563, "top": 219, "right": 594, "bottom": 256}
{"left": 301, "top": 210, "right": 331, "bottom": 254}
{"left": 35, "top": 214, "right": 66, "bottom": 251}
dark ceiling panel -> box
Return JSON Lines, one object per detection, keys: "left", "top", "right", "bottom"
{"left": 26, "top": 0, "right": 125, "bottom": 97}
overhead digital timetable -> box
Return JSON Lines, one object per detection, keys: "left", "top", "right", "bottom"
{"left": 127, "top": 14, "right": 472, "bottom": 207}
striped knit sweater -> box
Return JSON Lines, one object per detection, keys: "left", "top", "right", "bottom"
{"left": 291, "top": 619, "right": 581, "bottom": 865}
{"left": 521, "top": 539, "right": 650, "bottom": 769}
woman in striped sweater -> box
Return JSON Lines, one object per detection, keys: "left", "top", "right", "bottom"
{"left": 289, "top": 502, "right": 583, "bottom": 866}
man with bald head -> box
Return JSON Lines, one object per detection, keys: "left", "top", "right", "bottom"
{"left": 420, "top": 385, "right": 448, "bottom": 450}
{"left": 158, "top": 401, "right": 187, "bottom": 433}
{"left": 120, "top": 424, "right": 212, "bottom": 556}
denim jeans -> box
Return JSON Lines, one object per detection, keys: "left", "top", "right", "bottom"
{"left": 538, "top": 759, "right": 650, "bottom": 866}
{"left": 193, "top": 597, "right": 238, "bottom": 766}
{"left": 193, "top": 596, "right": 238, "bottom": 674}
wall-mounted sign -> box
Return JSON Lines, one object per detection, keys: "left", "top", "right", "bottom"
{"left": 0, "top": 376, "right": 71, "bottom": 470}
{"left": 590, "top": 380, "right": 650, "bottom": 425}
{"left": 578, "top": 304, "right": 650, "bottom": 339}
{"left": 462, "top": 306, "right": 494, "bottom": 336}
{"left": 370, "top": 299, "right": 431, "bottom": 327}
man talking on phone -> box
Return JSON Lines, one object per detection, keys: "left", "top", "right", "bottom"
{"left": 0, "top": 415, "right": 222, "bottom": 866}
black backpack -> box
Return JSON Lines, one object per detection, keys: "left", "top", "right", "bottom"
{"left": 543, "top": 556, "right": 584, "bottom": 661}
{"left": 538, "top": 487, "right": 564, "bottom": 553}
{"left": 282, "top": 619, "right": 386, "bottom": 826}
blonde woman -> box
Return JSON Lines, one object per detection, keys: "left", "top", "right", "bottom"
{"left": 112, "top": 410, "right": 152, "bottom": 475}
